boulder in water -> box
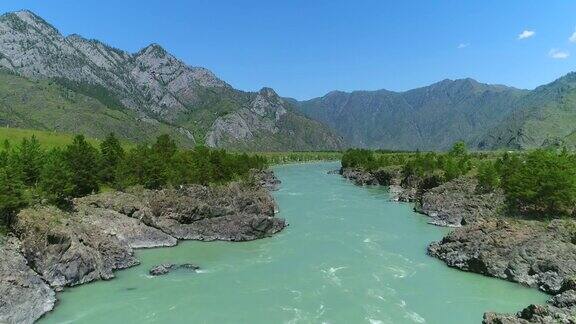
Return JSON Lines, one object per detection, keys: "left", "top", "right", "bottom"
{"left": 149, "top": 263, "right": 200, "bottom": 276}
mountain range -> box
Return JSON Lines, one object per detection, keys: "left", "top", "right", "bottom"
{"left": 296, "top": 73, "right": 576, "bottom": 151}
{"left": 0, "top": 10, "right": 344, "bottom": 151}
{"left": 295, "top": 79, "right": 526, "bottom": 150}
{"left": 1, "top": 10, "right": 576, "bottom": 151}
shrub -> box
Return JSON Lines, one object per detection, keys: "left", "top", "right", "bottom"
{"left": 476, "top": 160, "right": 500, "bottom": 193}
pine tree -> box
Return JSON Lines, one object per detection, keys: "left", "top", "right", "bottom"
{"left": 152, "top": 134, "right": 177, "bottom": 160}
{"left": 15, "top": 135, "right": 44, "bottom": 186}
{"left": 64, "top": 135, "right": 100, "bottom": 196}
{"left": 39, "top": 149, "right": 75, "bottom": 206}
{"left": 0, "top": 167, "right": 26, "bottom": 225}
{"left": 99, "top": 133, "right": 124, "bottom": 184}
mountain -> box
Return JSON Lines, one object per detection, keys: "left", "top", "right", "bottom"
{"left": 0, "top": 10, "right": 344, "bottom": 150}
{"left": 477, "top": 72, "right": 576, "bottom": 150}
{"left": 296, "top": 79, "right": 526, "bottom": 150}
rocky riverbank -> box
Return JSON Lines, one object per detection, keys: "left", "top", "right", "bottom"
{"left": 339, "top": 167, "right": 576, "bottom": 323}
{"left": 0, "top": 170, "right": 286, "bottom": 324}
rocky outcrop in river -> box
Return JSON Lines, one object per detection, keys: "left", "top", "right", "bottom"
{"left": 428, "top": 218, "right": 576, "bottom": 294}
{"left": 81, "top": 182, "right": 284, "bottom": 241}
{"left": 149, "top": 263, "right": 200, "bottom": 276}
{"left": 0, "top": 170, "right": 285, "bottom": 323}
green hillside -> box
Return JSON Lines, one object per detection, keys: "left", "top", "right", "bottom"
{"left": 0, "top": 70, "right": 195, "bottom": 146}
{"left": 477, "top": 72, "right": 576, "bottom": 149}
{"left": 0, "top": 127, "right": 96, "bottom": 148}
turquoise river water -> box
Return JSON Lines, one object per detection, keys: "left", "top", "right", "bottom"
{"left": 40, "top": 162, "right": 547, "bottom": 323}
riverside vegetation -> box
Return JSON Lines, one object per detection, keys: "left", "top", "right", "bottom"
{"left": 339, "top": 144, "right": 576, "bottom": 323}
{"left": 0, "top": 132, "right": 290, "bottom": 324}
{"left": 0, "top": 133, "right": 268, "bottom": 227}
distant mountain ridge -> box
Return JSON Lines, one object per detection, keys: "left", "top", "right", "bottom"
{"left": 296, "top": 78, "right": 526, "bottom": 150}
{"left": 0, "top": 10, "right": 344, "bottom": 150}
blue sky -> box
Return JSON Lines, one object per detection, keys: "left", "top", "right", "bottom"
{"left": 1, "top": 0, "right": 575, "bottom": 100}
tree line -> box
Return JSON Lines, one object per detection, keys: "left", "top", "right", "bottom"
{"left": 342, "top": 143, "right": 576, "bottom": 219}
{"left": 0, "top": 133, "right": 267, "bottom": 226}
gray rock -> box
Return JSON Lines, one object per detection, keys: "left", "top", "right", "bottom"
{"left": 0, "top": 237, "right": 56, "bottom": 324}
{"left": 341, "top": 168, "right": 378, "bottom": 186}
{"left": 143, "top": 183, "right": 286, "bottom": 241}
{"left": 13, "top": 206, "right": 140, "bottom": 290}
{"left": 428, "top": 218, "right": 576, "bottom": 295}
{"left": 250, "top": 169, "right": 281, "bottom": 191}
{"left": 74, "top": 196, "right": 178, "bottom": 249}
{"left": 340, "top": 167, "right": 417, "bottom": 201}
{"left": 483, "top": 290, "right": 576, "bottom": 323}
{"left": 149, "top": 263, "right": 200, "bottom": 276}
{"left": 415, "top": 176, "right": 505, "bottom": 226}
{"left": 149, "top": 264, "right": 174, "bottom": 276}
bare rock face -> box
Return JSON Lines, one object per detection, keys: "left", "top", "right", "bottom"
{"left": 415, "top": 176, "right": 506, "bottom": 227}
{"left": 0, "top": 237, "right": 56, "bottom": 324}
{"left": 340, "top": 168, "right": 379, "bottom": 186}
{"left": 73, "top": 179, "right": 286, "bottom": 242}
{"left": 250, "top": 169, "right": 282, "bottom": 191}
{"left": 339, "top": 167, "right": 415, "bottom": 201}
{"left": 0, "top": 11, "right": 229, "bottom": 119}
{"left": 73, "top": 203, "right": 178, "bottom": 249}
{"left": 12, "top": 206, "right": 139, "bottom": 289}
{"left": 142, "top": 183, "right": 285, "bottom": 241}
{"left": 205, "top": 88, "right": 285, "bottom": 147}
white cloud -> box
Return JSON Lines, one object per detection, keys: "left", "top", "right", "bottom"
{"left": 457, "top": 43, "right": 469, "bottom": 49}
{"left": 518, "top": 30, "right": 535, "bottom": 40}
{"left": 549, "top": 48, "right": 570, "bottom": 59}
{"left": 569, "top": 29, "right": 576, "bottom": 43}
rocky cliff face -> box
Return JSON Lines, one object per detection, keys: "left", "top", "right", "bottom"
{"left": 0, "top": 10, "right": 343, "bottom": 150}
{"left": 0, "top": 237, "right": 56, "bottom": 324}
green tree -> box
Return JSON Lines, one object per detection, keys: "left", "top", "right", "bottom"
{"left": 0, "top": 167, "right": 26, "bottom": 225}
{"left": 38, "top": 149, "right": 75, "bottom": 206}
{"left": 476, "top": 160, "right": 500, "bottom": 193}
{"left": 449, "top": 141, "right": 467, "bottom": 156}
{"left": 15, "top": 136, "right": 44, "bottom": 186}
{"left": 190, "top": 146, "right": 214, "bottom": 185}
{"left": 341, "top": 149, "right": 376, "bottom": 170}
{"left": 501, "top": 149, "right": 576, "bottom": 217}
{"left": 99, "top": 133, "right": 124, "bottom": 184}
{"left": 116, "top": 144, "right": 166, "bottom": 189}
{"left": 64, "top": 135, "right": 100, "bottom": 196}
{"left": 152, "top": 134, "right": 177, "bottom": 160}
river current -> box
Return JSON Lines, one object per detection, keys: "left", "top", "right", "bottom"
{"left": 40, "top": 162, "right": 546, "bottom": 323}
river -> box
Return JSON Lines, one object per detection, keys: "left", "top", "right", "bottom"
{"left": 40, "top": 162, "right": 546, "bottom": 323}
